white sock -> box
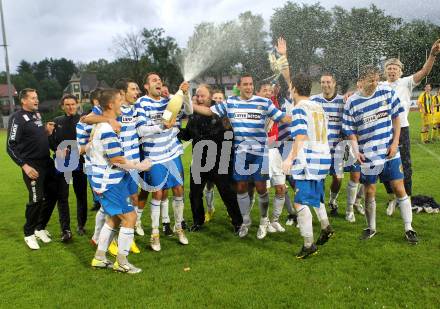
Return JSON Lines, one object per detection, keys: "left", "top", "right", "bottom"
{"left": 97, "top": 223, "right": 116, "bottom": 252}
{"left": 365, "top": 199, "right": 376, "bottom": 231}
{"left": 258, "top": 192, "right": 269, "bottom": 218}
{"left": 272, "top": 195, "right": 285, "bottom": 222}
{"left": 173, "top": 196, "right": 184, "bottom": 229}
{"left": 355, "top": 184, "right": 364, "bottom": 205}
{"left": 249, "top": 191, "right": 255, "bottom": 210}
{"left": 136, "top": 207, "right": 144, "bottom": 223}
{"left": 92, "top": 207, "right": 106, "bottom": 242}
{"left": 117, "top": 227, "right": 134, "bottom": 257}
{"left": 398, "top": 195, "right": 413, "bottom": 231}
{"left": 204, "top": 188, "right": 214, "bottom": 210}
{"left": 296, "top": 205, "right": 314, "bottom": 247}
{"left": 151, "top": 199, "right": 161, "bottom": 234}
{"left": 237, "top": 192, "right": 251, "bottom": 225}
{"left": 347, "top": 180, "right": 359, "bottom": 213}
{"left": 313, "top": 203, "right": 329, "bottom": 230}
{"left": 284, "top": 192, "right": 295, "bottom": 215}
{"left": 329, "top": 191, "right": 339, "bottom": 205}
{"left": 161, "top": 199, "right": 170, "bottom": 224}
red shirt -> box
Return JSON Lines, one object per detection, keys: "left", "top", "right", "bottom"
{"left": 268, "top": 96, "right": 279, "bottom": 142}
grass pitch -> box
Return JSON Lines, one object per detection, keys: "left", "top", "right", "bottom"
{"left": 1, "top": 112, "right": 439, "bottom": 308}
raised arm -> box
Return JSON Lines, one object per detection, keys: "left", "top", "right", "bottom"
{"left": 413, "top": 39, "right": 440, "bottom": 85}
{"left": 276, "top": 37, "right": 291, "bottom": 85}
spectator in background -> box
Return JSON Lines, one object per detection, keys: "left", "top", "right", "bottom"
{"left": 49, "top": 94, "right": 88, "bottom": 241}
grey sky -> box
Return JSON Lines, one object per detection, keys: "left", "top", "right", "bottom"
{"left": 2, "top": 0, "right": 439, "bottom": 71}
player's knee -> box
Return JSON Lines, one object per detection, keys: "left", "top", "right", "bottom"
{"left": 274, "top": 185, "right": 285, "bottom": 196}
{"left": 236, "top": 182, "right": 248, "bottom": 194}
{"left": 350, "top": 172, "right": 360, "bottom": 182}
{"left": 364, "top": 185, "right": 376, "bottom": 198}
{"left": 391, "top": 180, "right": 406, "bottom": 198}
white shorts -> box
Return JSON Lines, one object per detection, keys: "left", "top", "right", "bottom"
{"left": 267, "top": 148, "right": 286, "bottom": 187}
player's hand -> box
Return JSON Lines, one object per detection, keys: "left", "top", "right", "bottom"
{"left": 387, "top": 142, "right": 399, "bottom": 159}
{"left": 163, "top": 118, "right": 176, "bottom": 129}
{"left": 56, "top": 148, "right": 69, "bottom": 159}
{"left": 430, "top": 39, "right": 440, "bottom": 57}
{"left": 282, "top": 159, "right": 292, "bottom": 175}
{"left": 282, "top": 115, "right": 292, "bottom": 124}
{"left": 108, "top": 119, "right": 121, "bottom": 133}
{"left": 355, "top": 152, "right": 366, "bottom": 164}
{"left": 276, "top": 37, "right": 287, "bottom": 56}
{"left": 22, "top": 164, "right": 39, "bottom": 180}
{"left": 179, "top": 81, "right": 190, "bottom": 94}
{"left": 45, "top": 122, "right": 55, "bottom": 135}
{"left": 137, "top": 159, "right": 152, "bottom": 171}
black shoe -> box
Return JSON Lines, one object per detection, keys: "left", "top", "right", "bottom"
{"left": 61, "top": 230, "right": 73, "bottom": 242}
{"left": 77, "top": 226, "right": 86, "bottom": 236}
{"left": 91, "top": 202, "right": 100, "bottom": 211}
{"left": 163, "top": 223, "right": 173, "bottom": 236}
{"left": 405, "top": 230, "right": 418, "bottom": 245}
{"left": 316, "top": 225, "right": 335, "bottom": 245}
{"left": 359, "top": 228, "right": 376, "bottom": 240}
{"left": 181, "top": 220, "right": 187, "bottom": 230}
{"left": 233, "top": 225, "right": 241, "bottom": 235}
{"left": 329, "top": 203, "right": 338, "bottom": 216}
{"left": 296, "top": 243, "right": 318, "bottom": 259}
{"left": 189, "top": 224, "right": 203, "bottom": 232}
{"left": 286, "top": 214, "right": 298, "bottom": 226}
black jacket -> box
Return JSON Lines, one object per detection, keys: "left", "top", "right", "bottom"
{"left": 178, "top": 102, "right": 233, "bottom": 173}
{"left": 48, "top": 113, "right": 84, "bottom": 168}
{"left": 49, "top": 114, "right": 81, "bottom": 151}
{"left": 6, "top": 109, "right": 50, "bottom": 166}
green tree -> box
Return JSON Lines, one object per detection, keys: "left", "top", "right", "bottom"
{"left": 271, "top": 2, "right": 332, "bottom": 75}
{"left": 49, "top": 58, "right": 77, "bottom": 89}
{"left": 322, "top": 5, "right": 402, "bottom": 91}
{"left": 394, "top": 20, "right": 440, "bottom": 85}
{"left": 237, "top": 11, "right": 271, "bottom": 83}
{"left": 142, "top": 28, "right": 183, "bottom": 91}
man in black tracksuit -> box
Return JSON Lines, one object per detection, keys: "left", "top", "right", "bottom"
{"left": 49, "top": 94, "right": 88, "bottom": 239}
{"left": 178, "top": 85, "right": 242, "bottom": 233}
{"left": 6, "top": 88, "right": 57, "bottom": 249}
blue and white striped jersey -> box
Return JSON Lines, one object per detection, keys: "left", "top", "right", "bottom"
{"left": 135, "top": 95, "right": 182, "bottom": 163}
{"left": 92, "top": 105, "right": 103, "bottom": 115}
{"left": 88, "top": 123, "right": 126, "bottom": 193}
{"left": 76, "top": 121, "right": 93, "bottom": 171}
{"left": 118, "top": 104, "right": 140, "bottom": 162}
{"left": 278, "top": 98, "right": 294, "bottom": 142}
{"left": 342, "top": 85, "right": 403, "bottom": 168}
{"left": 290, "top": 100, "right": 331, "bottom": 180}
{"left": 90, "top": 104, "right": 140, "bottom": 162}
{"left": 310, "top": 94, "right": 344, "bottom": 154}
{"left": 210, "top": 95, "right": 285, "bottom": 155}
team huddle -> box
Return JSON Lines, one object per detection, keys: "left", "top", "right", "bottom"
{"left": 6, "top": 37, "right": 440, "bottom": 274}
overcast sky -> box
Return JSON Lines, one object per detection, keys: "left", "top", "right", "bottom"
{"left": 2, "top": 0, "right": 439, "bottom": 71}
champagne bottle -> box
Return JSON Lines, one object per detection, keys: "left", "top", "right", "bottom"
{"left": 162, "top": 89, "right": 184, "bottom": 124}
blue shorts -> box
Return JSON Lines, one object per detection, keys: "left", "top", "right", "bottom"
{"left": 233, "top": 152, "right": 269, "bottom": 182}
{"left": 347, "top": 163, "right": 361, "bottom": 173}
{"left": 127, "top": 175, "right": 139, "bottom": 195}
{"left": 143, "top": 156, "right": 184, "bottom": 190}
{"left": 361, "top": 157, "right": 404, "bottom": 185}
{"left": 294, "top": 179, "right": 325, "bottom": 208}
{"left": 98, "top": 174, "right": 134, "bottom": 216}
